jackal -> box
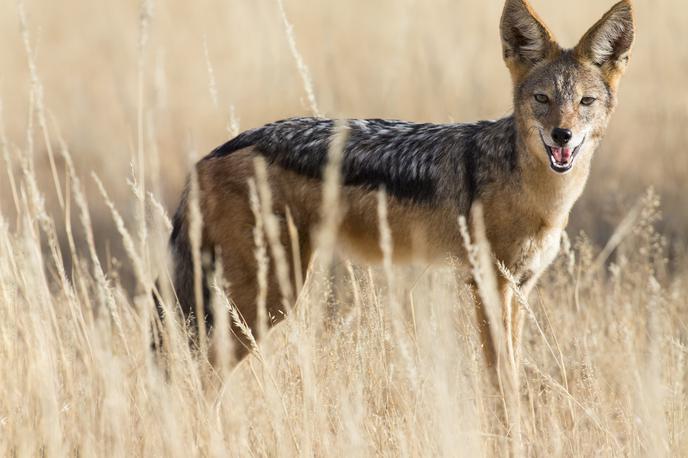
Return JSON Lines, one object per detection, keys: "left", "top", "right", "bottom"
{"left": 169, "top": 0, "right": 634, "bottom": 364}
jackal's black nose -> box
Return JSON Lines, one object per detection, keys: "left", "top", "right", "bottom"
{"left": 552, "top": 128, "right": 573, "bottom": 146}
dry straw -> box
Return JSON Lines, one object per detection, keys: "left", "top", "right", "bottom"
{"left": 275, "top": 0, "right": 321, "bottom": 117}
{"left": 1, "top": 0, "right": 686, "bottom": 455}
{"left": 459, "top": 204, "right": 523, "bottom": 457}
{"left": 253, "top": 156, "right": 295, "bottom": 311}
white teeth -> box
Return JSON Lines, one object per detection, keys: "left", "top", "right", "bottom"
{"left": 541, "top": 133, "right": 586, "bottom": 174}
{"left": 549, "top": 155, "right": 564, "bottom": 166}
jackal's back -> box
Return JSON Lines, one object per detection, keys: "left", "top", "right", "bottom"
{"left": 208, "top": 116, "right": 518, "bottom": 208}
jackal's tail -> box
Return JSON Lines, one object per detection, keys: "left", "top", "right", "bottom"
{"left": 166, "top": 192, "right": 214, "bottom": 338}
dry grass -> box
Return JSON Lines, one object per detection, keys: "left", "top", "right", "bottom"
{"left": 1, "top": 0, "right": 687, "bottom": 456}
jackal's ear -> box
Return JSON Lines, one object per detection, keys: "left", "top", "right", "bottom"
{"left": 575, "top": 1, "right": 635, "bottom": 84}
{"left": 500, "top": 0, "right": 558, "bottom": 78}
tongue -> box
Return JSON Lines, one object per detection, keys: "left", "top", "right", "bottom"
{"left": 551, "top": 147, "right": 572, "bottom": 163}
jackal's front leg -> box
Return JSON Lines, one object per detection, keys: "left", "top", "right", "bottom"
{"left": 472, "top": 275, "right": 523, "bottom": 372}
{"left": 472, "top": 281, "right": 497, "bottom": 368}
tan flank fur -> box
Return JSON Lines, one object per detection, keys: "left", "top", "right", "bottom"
{"left": 169, "top": 0, "right": 635, "bottom": 367}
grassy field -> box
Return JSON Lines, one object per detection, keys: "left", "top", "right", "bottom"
{"left": 1, "top": 0, "right": 687, "bottom": 455}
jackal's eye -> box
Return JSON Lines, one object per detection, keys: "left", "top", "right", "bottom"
{"left": 581, "top": 96, "right": 597, "bottom": 106}
{"left": 534, "top": 94, "right": 549, "bottom": 104}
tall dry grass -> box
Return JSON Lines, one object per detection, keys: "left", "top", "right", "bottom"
{"left": 0, "top": 0, "right": 687, "bottom": 456}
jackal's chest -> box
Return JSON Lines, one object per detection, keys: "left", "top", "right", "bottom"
{"left": 480, "top": 185, "right": 571, "bottom": 282}
{"left": 484, "top": 210, "right": 564, "bottom": 282}
{"left": 509, "top": 226, "right": 563, "bottom": 281}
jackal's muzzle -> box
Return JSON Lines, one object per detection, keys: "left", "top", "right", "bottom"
{"left": 540, "top": 132, "right": 586, "bottom": 174}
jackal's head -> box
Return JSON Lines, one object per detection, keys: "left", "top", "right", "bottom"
{"left": 501, "top": 0, "right": 635, "bottom": 174}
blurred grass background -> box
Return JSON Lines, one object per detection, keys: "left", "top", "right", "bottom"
{"left": 0, "top": 0, "right": 685, "bottom": 274}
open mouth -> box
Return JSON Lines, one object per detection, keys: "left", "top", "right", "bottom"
{"left": 540, "top": 133, "right": 585, "bottom": 174}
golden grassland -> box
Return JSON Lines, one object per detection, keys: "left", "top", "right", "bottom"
{"left": 1, "top": 0, "right": 687, "bottom": 455}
